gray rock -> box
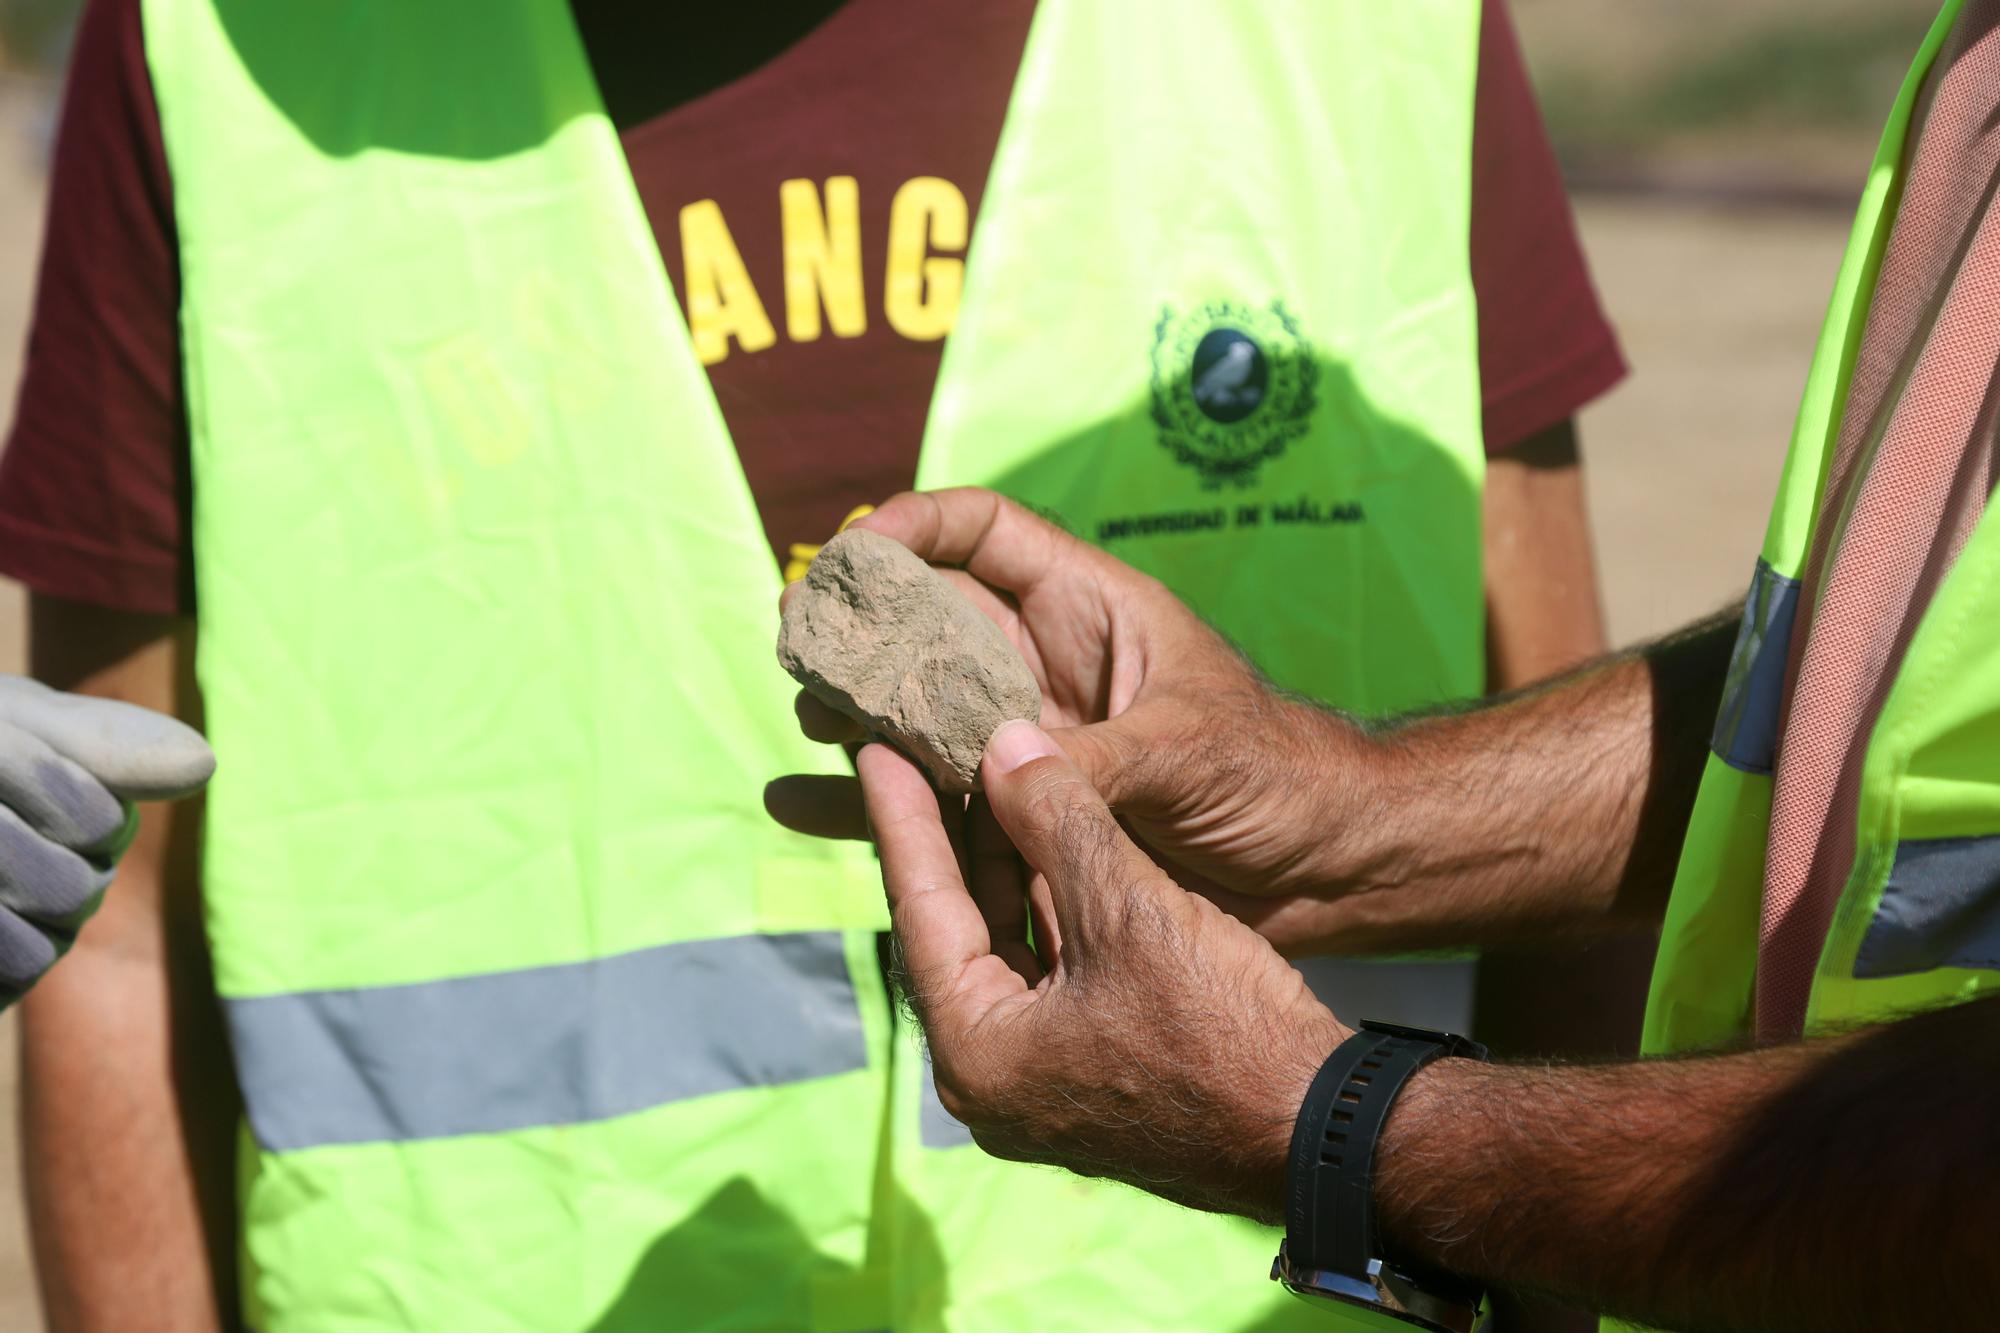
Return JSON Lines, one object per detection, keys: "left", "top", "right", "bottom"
{"left": 779, "top": 529, "right": 1042, "bottom": 793}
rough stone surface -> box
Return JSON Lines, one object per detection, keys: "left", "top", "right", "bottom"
{"left": 778, "top": 529, "right": 1041, "bottom": 793}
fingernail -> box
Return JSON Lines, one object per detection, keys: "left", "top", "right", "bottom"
{"left": 985, "top": 719, "right": 1058, "bottom": 775}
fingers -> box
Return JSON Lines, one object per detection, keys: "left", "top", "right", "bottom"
{"left": 980, "top": 720, "right": 1171, "bottom": 959}
{"left": 965, "top": 796, "right": 1042, "bottom": 985}
{"left": 772, "top": 753, "right": 1046, "bottom": 982}
{"left": 855, "top": 489, "right": 1080, "bottom": 599}
{"left": 0, "top": 913, "right": 57, "bottom": 1001}
{"left": 858, "top": 744, "right": 1027, "bottom": 1036}
{"left": 0, "top": 719, "right": 128, "bottom": 852}
{"left": 0, "top": 805, "right": 109, "bottom": 924}
{"left": 1025, "top": 868, "right": 1062, "bottom": 966}
{"left": 794, "top": 691, "right": 866, "bottom": 744}
{"left": 763, "top": 775, "right": 870, "bottom": 840}
{"left": 0, "top": 678, "right": 215, "bottom": 801}
{"left": 1049, "top": 717, "right": 1151, "bottom": 809}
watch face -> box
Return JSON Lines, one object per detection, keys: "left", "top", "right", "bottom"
{"left": 1272, "top": 1250, "right": 1484, "bottom": 1333}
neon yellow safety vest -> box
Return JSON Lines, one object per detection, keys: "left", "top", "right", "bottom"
{"left": 1643, "top": 0, "right": 2000, "bottom": 1058}
{"left": 142, "top": 1, "right": 1485, "bottom": 1328}
{"left": 1611, "top": 10, "right": 1993, "bottom": 1328}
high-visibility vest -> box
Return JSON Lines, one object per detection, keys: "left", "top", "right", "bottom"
{"left": 1609, "top": 8, "right": 1993, "bottom": 1326}
{"left": 142, "top": 1, "right": 1485, "bottom": 1328}
{"left": 1642, "top": 0, "right": 1999, "bottom": 1058}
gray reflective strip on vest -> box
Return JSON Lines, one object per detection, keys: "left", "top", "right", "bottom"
{"left": 919, "top": 1043, "right": 974, "bottom": 1149}
{"left": 1854, "top": 836, "right": 2000, "bottom": 979}
{"left": 226, "top": 931, "right": 866, "bottom": 1152}
{"left": 1711, "top": 559, "right": 1802, "bottom": 775}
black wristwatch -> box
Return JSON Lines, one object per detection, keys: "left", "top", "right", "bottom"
{"left": 1271, "top": 1021, "right": 1490, "bottom": 1331}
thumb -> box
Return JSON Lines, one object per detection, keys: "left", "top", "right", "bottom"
{"left": 981, "top": 720, "right": 1169, "bottom": 958}
{"left": 1048, "top": 715, "right": 1153, "bottom": 808}
{"left": 0, "top": 679, "right": 216, "bottom": 801}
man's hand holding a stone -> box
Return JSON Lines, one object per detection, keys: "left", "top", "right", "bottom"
{"left": 771, "top": 487, "right": 2000, "bottom": 1333}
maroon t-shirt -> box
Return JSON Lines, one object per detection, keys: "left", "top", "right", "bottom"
{"left": 0, "top": 0, "right": 1624, "bottom": 615}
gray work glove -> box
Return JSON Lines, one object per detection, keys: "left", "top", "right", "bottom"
{"left": 0, "top": 675, "right": 214, "bottom": 1005}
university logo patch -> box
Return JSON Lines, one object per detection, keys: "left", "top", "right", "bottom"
{"left": 1149, "top": 301, "right": 1319, "bottom": 489}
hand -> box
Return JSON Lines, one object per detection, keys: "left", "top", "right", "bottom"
{"left": 770, "top": 489, "right": 1379, "bottom": 931}
{"left": 0, "top": 675, "right": 214, "bottom": 1002}
{"left": 866, "top": 717, "right": 1348, "bottom": 1221}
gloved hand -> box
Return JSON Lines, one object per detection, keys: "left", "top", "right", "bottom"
{"left": 0, "top": 675, "right": 214, "bottom": 1004}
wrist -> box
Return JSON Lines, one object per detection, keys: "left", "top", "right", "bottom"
{"left": 1274, "top": 1024, "right": 1492, "bottom": 1329}
{"left": 1243, "top": 1006, "right": 1352, "bottom": 1224}
{"left": 1370, "top": 1056, "right": 1499, "bottom": 1274}
{"left": 1291, "top": 703, "right": 1417, "bottom": 894}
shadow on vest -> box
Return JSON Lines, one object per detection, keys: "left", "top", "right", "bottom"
{"left": 977, "top": 355, "right": 1485, "bottom": 720}
{"left": 211, "top": 0, "right": 597, "bottom": 160}
{"left": 583, "top": 1175, "right": 944, "bottom": 1333}
{"left": 911, "top": 367, "right": 1480, "bottom": 1333}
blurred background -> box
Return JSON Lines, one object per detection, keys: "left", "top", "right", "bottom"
{"left": 0, "top": 0, "right": 1945, "bottom": 1322}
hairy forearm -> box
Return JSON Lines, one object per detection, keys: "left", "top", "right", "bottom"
{"left": 1301, "top": 612, "right": 1735, "bottom": 951}
{"left": 1367, "top": 995, "right": 2000, "bottom": 1332}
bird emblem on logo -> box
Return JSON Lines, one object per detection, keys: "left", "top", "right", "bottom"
{"left": 1150, "top": 301, "right": 1318, "bottom": 488}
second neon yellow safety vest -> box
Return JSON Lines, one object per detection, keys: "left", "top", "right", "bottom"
{"left": 142, "top": 1, "right": 1487, "bottom": 1327}
{"left": 1612, "top": 5, "right": 1998, "bottom": 1327}
{"left": 1644, "top": 0, "right": 2000, "bottom": 1057}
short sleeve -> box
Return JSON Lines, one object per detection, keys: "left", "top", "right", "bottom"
{"left": 0, "top": 0, "right": 192, "bottom": 616}
{"left": 1469, "top": 0, "right": 1628, "bottom": 455}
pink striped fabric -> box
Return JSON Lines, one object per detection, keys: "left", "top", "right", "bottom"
{"left": 1757, "top": 0, "right": 2000, "bottom": 1040}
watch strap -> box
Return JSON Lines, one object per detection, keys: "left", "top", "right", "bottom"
{"left": 1285, "top": 1021, "right": 1487, "bottom": 1281}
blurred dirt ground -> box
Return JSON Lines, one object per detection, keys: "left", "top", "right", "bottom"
{"left": 1515, "top": 0, "right": 1938, "bottom": 183}
{"left": 0, "top": 56, "right": 1857, "bottom": 1328}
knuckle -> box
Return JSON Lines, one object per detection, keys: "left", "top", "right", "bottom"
{"left": 1012, "top": 763, "right": 1084, "bottom": 837}
{"left": 932, "top": 1076, "right": 978, "bottom": 1124}
{"left": 1131, "top": 569, "right": 1176, "bottom": 607}
{"left": 1103, "top": 874, "right": 1180, "bottom": 948}
{"left": 1052, "top": 800, "right": 1121, "bottom": 887}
